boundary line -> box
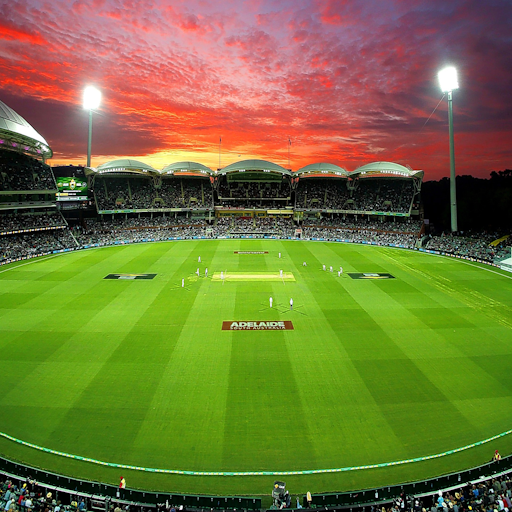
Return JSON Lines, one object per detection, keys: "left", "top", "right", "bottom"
{"left": 1, "top": 429, "right": 511, "bottom": 477}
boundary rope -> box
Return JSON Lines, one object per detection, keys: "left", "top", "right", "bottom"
{"left": 1, "top": 429, "right": 511, "bottom": 476}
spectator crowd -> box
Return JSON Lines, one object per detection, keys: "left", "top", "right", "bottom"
{"left": 0, "top": 212, "right": 66, "bottom": 234}
{"left": 425, "top": 232, "right": 511, "bottom": 263}
{"left": 0, "top": 151, "right": 56, "bottom": 191}
{"left": 93, "top": 177, "right": 213, "bottom": 211}
{"left": 2, "top": 213, "right": 511, "bottom": 267}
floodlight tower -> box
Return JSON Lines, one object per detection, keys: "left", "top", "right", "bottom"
{"left": 83, "top": 86, "right": 102, "bottom": 167}
{"left": 438, "top": 67, "right": 459, "bottom": 232}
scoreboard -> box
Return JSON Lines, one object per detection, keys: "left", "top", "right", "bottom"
{"left": 56, "top": 177, "right": 88, "bottom": 201}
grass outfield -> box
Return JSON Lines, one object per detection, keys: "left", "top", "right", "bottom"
{"left": 0, "top": 239, "right": 511, "bottom": 496}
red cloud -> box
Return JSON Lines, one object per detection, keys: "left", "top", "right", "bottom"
{"left": 0, "top": 0, "right": 510, "bottom": 180}
{"left": 0, "top": 20, "right": 45, "bottom": 45}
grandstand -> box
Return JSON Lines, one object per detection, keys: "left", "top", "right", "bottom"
{"left": 0, "top": 100, "right": 72, "bottom": 264}
{"left": 295, "top": 162, "right": 350, "bottom": 212}
{"left": 350, "top": 161, "right": 422, "bottom": 216}
{"left": 0, "top": 99, "right": 56, "bottom": 211}
{"left": 1, "top": 97, "right": 512, "bottom": 510}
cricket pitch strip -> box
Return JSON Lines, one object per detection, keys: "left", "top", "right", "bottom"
{"left": 212, "top": 271, "right": 296, "bottom": 282}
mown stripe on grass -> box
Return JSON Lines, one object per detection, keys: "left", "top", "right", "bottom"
{"left": 25, "top": 242, "right": 192, "bottom": 458}
{"left": 220, "top": 241, "right": 317, "bottom": 470}
{"left": 294, "top": 257, "right": 409, "bottom": 465}
{"left": 338, "top": 259, "right": 480, "bottom": 456}
{"left": 129, "top": 240, "right": 233, "bottom": 470}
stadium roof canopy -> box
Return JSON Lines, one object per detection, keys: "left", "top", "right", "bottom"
{"left": 218, "top": 159, "right": 291, "bottom": 177}
{"left": 0, "top": 99, "right": 52, "bottom": 159}
{"left": 351, "top": 161, "right": 424, "bottom": 179}
{"left": 161, "top": 161, "right": 213, "bottom": 177}
{"left": 90, "top": 159, "right": 158, "bottom": 176}
{"left": 296, "top": 162, "right": 349, "bottom": 178}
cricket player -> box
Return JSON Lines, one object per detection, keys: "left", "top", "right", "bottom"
{"left": 290, "top": 298, "right": 293, "bottom": 310}
{"left": 198, "top": 256, "right": 201, "bottom": 263}
{"left": 196, "top": 268, "right": 200, "bottom": 276}
{"left": 205, "top": 268, "right": 208, "bottom": 277}
{"left": 303, "top": 261, "right": 307, "bottom": 266}
{"left": 322, "top": 264, "right": 326, "bottom": 271}
{"left": 269, "top": 296, "right": 273, "bottom": 308}
{"left": 280, "top": 269, "right": 283, "bottom": 277}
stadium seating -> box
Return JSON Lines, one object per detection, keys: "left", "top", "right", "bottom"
{"left": 0, "top": 150, "right": 56, "bottom": 191}
{"left": 0, "top": 212, "right": 66, "bottom": 234}
{"left": 295, "top": 180, "right": 351, "bottom": 209}
{"left": 3, "top": 211, "right": 511, "bottom": 266}
{"left": 351, "top": 179, "right": 414, "bottom": 213}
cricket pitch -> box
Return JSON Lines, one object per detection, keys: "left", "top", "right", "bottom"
{"left": 212, "top": 271, "right": 296, "bottom": 282}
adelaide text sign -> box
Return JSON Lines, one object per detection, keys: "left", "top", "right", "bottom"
{"left": 222, "top": 321, "right": 294, "bottom": 331}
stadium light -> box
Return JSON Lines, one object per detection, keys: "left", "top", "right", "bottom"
{"left": 438, "top": 67, "right": 459, "bottom": 232}
{"left": 83, "top": 86, "right": 102, "bottom": 167}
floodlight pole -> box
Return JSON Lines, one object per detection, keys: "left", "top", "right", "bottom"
{"left": 83, "top": 86, "right": 101, "bottom": 168}
{"left": 447, "top": 90, "right": 457, "bottom": 232}
{"left": 87, "top": 109, "right": 93, "bottom": 168}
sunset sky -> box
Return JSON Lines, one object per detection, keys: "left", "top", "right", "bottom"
{"left": 1, "top": 0, "right": 511, "bottom": 180}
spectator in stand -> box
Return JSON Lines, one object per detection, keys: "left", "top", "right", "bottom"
{"left": 2, "top": 212, "right": 508, "bottom": 269}
{"left": 0, "top": 150, "right": 56, "bottom": 191}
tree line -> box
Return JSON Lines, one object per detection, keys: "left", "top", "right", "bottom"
{"left": 422, "top": 170, "right": 512, "bottom": 233}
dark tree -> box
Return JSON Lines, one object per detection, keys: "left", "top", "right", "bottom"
{"left": 422, "top": 171, "right": 512, "bottom": 232}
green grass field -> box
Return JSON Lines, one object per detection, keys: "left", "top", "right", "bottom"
{"left": 0, "top": 239, "right": 512, "bottom": 497}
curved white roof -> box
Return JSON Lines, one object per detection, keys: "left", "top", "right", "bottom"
{"left": 0, "top": 99, "right": 52, "bottom": 158}
{"left": 219, "top": 159, "right": 291, "bottom": 176}
{"left": 94, "top": 159, "right": 157, "bottom": 174}
{"left": 161, "top": 161, "right": 213, "bottom": 175}
{"left": 351, "top": 161, "right": 423, "bottom": 179}
{"left": 296, "top": 162, "right": 349, "bottom": 177}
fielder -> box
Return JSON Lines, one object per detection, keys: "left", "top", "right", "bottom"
{"left": 290, "top": 298, "right": 293, "bottom": 310}
{"left": 269, "top": 296, "right": 273, "bottom": 308}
